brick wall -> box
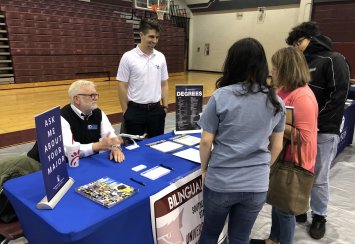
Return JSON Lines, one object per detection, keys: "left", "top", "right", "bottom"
{"left": 0, "top": 0, "right": 185, "bottom": 83}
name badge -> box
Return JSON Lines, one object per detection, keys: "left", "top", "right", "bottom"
{"left": 88, "top": 124, "right": 98, "bottom": 130}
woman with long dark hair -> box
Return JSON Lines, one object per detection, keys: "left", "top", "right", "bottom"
{"left": 198, "top": 38, "right": 285, "bottom": 244}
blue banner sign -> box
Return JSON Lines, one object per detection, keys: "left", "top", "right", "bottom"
{"left": 35, "top": 106, "right": 69, "bottom": 201}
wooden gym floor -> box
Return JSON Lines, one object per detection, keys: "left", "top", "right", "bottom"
{"left": 0, "top": 71, "right": 221, "bottom": 148}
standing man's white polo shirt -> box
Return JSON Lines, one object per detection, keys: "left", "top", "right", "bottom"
{"left": 116, "top": 46, "right": 169, "bottom": 104}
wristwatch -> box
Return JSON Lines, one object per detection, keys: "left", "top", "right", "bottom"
{"left": 111, "top": 144, "right": 122, "bottom": 151}
{"left": 163, "top": 106, "right": 168, "bottom": 110}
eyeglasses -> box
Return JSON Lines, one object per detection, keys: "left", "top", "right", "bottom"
{"left": 293, "top": 37, "right": 305, "bottom": 47}
{"left": 76, "top": 93, "right": 99, "bottom": 99}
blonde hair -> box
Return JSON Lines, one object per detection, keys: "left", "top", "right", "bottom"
{"left": 68, "top": 80, "right": 96, "bottom": 103}
{"left": 271, "top": 47, "right": 310, "bottom": 91}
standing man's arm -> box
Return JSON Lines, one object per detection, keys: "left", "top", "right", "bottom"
{"left": 161, "top": 80, "right": 169, "bottom": 111}
{"left": 160, "top": 54, "right": 169, "bottom": 111}
{"left": 116, "top": 53, "right": 130, "bottom": 114}
{"left": 118, "top": 81, "right": 129, "bottom": 114}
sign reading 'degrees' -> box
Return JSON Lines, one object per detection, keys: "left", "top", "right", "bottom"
{"left": 35, "top": 106, "right": 69, "bottom": 201}
{"left": 175, "top": 85, "right": 203, "bottom": 132}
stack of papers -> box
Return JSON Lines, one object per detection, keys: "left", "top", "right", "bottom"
{"left": 146, "top": 140, "right": 183, "bottom": 153}
{"left": 170, "top": 135, "right": 201, "bottom": 146}
{"left": 141, "top": 166, "right": 171, "bottom": 180}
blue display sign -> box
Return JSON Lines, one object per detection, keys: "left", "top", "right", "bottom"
{"left": 175, "top": 85, "right": 203, "bottom": 131}
{"left": 35, "top": 106, "right": 69, "bottom": 201}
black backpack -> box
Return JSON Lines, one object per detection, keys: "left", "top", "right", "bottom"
{"left": 0, "top": 190, "right": 17, "bottom": 223}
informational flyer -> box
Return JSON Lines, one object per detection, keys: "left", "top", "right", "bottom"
{"left": 175, "top": 85, "right": 203, "bottom": 132}
{"left": 150, "top": 170, "right": 227, "bottom": 244}
{"left": 141, "top": 166, "right": 171, "bottom": 180}
{"left": 173, "top": 148, "right": 201, "bottom": 164}
{"left": 146, "top": 140, "right": 184, "bottom": 153}
{"left": 170, "top": 134, "right": 201, "bottom": 146}
{"left": 35, "top": 106, "right": 69, "bottom": 201}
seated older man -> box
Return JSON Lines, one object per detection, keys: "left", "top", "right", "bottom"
{"left": 0, "top": 80, "right": 125, "bottom": 223}
{"left": 28, "top": 79, "right": 125, "bottom": 163}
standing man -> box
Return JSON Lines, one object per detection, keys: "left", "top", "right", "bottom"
{"left": 117, "top": 19, "right": 169, "bottom": 138}
{"left": 286, "top": 22, "right": 350, "bottom": 239}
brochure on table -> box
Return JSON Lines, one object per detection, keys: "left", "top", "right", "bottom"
{"left": 175, "top": 85, "right": 203, "bottom": 134}
{"left": 149, "top": 170, "right": 227, "bottom": 244}
{"left": 76, "top": 177, "right": 138, "bottom": 208}
{"left": 34, "top": 106, "right": 74, "bottom": 209}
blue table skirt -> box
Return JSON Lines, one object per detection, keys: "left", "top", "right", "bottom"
{"left": 337, "top": 101, "right": 355, "bottom": 156}
{"left": 4, "top": 132, "right": 200, "bottom": 244}
{"left": 347, "top": 85, "right": 355, "bottom": 99}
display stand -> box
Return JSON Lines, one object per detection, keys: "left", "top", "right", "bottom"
{"left": 126, "top": 139, "right": 139, "bottom": 150}
{"left": 175, "top": 85, "right": 203, "bottom": 133}
{"left": 37, "top": 177, "right": 75, "bottom": 209}
{"left": 118, "top": 133, "right": 145, "bottom": 150}
{"left": 34, "top": 107, "right": 72, "bottom": 210}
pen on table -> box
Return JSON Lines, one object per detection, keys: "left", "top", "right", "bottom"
{"left": 159, "top": 164, "right": 174, "bottom": 171}
{"left": 130, "top": 177, "right": 146, "bottom": 186}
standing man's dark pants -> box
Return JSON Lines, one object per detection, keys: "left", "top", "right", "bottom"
{"left": 124, "top": 102, "right": 166, "bottom": 138}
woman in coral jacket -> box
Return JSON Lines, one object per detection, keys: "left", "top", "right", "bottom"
{"left": 251, "top": 47, "right": 318, "bottom": 244}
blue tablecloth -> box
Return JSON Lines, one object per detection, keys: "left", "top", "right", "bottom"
{"left": 347, "top": 85, "right": 355, "bottom": 99}
{"left": 4, "top": 132, "right": 200, "bottom": 244}
{"left": 337, "top": 101, "right": 355, "bottom": 156}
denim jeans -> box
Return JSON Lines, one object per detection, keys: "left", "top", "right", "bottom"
{"left": 311, "top": 133, "right": 339, "bottom": 216}
{"left": 199, "top": 186, "right": 266, "bottom": 244}
{"left": 269, "top": 207, "right": 295, "bottom": 244}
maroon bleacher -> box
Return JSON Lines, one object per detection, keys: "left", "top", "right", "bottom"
{"left": 0, "top": 0, "right": 186, "bottom": 83}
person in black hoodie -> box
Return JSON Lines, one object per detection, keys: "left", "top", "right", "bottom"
{"left": 286, "top": 21, "right": 350, "bottom": 240}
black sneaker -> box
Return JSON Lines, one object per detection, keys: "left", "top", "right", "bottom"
{"left": 296, "top": 213, "right": 307, "bottom": 223}
{"left": 309, "top": 214, "right": 326, "bottom": 239}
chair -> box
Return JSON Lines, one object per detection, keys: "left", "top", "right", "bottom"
{"left": 0, "top": 221, "right": 23, "bottom": 244}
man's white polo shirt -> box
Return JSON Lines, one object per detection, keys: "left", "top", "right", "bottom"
{"left": 116, "top": 46, "right": 169, "bottom": 104}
